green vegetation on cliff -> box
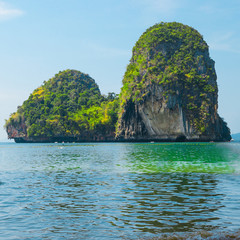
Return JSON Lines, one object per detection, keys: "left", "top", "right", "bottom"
{"left": 5, "top": 70, "right": 119, "bottom": 139}
{"left": 5, "top": 22, "right": 231, "bottom": 142}
{"left": 119, "top": 22, "right": 218, "bottom": 134}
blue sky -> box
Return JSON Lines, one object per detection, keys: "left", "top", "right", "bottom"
{"left": 0, "top": 0, "right": 240, "bottom": 141}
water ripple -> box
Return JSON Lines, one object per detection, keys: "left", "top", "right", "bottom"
{"left": 0, "top": 142, "right": 240, "bottom": 239}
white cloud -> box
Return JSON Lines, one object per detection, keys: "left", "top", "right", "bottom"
{"left": 91, "top": 44, "right": 130, "bottom": 57}
{"left": 199, "top": 5, "right": 215, "bottom": 14}
{"left": 0, "top": 1, "right": 24, "bottom": 21}
{"left": 208, "top": 32, "right": 240, "bottom": 54}
{"left": 133, "top": 0, "right": 181, "bottom": 13}
{"left": 83, "top": 41, "right": 130, "bottom": 58}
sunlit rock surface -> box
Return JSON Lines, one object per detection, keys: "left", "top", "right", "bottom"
{"left": 117, "top": 22, "right": 231, "bottom": 142}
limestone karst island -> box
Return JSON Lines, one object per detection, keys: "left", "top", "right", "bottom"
{"left": 5, "top": 22, "right": 231, "bottom": 143}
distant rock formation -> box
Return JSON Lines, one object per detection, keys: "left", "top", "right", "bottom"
{"left": 5, "top": 69, "right": 119, "bottom": 143}
{"left": 116, "top": 22, "right": 231, "bottom": 141}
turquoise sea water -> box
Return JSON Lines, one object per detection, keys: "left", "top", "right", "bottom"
{"left": 0, "top": 142, "right": 240, "bottom": 239}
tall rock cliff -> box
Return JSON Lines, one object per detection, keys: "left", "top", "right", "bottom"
{"left": 117, "top": 22, "right": 231, "bottom": 141}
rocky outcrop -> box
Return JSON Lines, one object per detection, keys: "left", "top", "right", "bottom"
{"left": 6, "top": 117, "right": 27, "bottom": 139}
{"left": 117, "top": 22, "right": 231, "bottom": 142}
{"left": 5, "top": 23, "right": 231, "bottom": 143}
{"left": 6, "top": 117, "right": 115, "bottom": 143}
{"left": 5, "top": 69, "right": 119, "bottom": 143}
{"left": 9, "top": 134, "right": 115, "bottom": 143}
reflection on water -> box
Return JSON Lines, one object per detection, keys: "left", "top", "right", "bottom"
{"left": 0, "top": 142, "right": 240, "bottom": 239}
{"left": 126, "top": 173, "right": 223, "bottom": 233}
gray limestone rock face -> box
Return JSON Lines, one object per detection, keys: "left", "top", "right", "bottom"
{"left": 117, "top": 22, "right": 231, "bottom": 142}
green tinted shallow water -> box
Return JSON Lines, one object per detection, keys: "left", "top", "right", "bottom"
{"left": 125, "top": 142, "right": 240, "bottom": 174}
{"left": 0, "top": 142, "right": 240, "bottom": 239}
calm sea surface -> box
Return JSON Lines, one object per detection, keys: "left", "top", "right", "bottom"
{"left": 1, "top": 142, "right": 240, "bottom": 239}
